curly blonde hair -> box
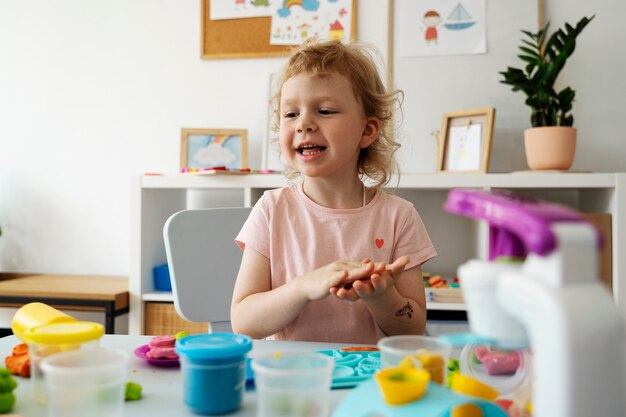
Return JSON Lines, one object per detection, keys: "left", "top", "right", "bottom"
{"left": 271, "top": 38, "right": 403, "bottom": 188}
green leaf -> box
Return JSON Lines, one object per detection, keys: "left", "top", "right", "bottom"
{"left": 519, "top": 46, "right": 540, "bottom": 59}
{"left": 522, "top": 39, "right": 540, "bottom": 51}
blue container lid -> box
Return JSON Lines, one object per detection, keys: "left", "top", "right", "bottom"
{"left": 176, "top": 333, "right": 252, "bottom": 361}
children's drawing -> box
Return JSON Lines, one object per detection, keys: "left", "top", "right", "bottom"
{"left": 210, "top": 0, "right": 273, "bottom": 20}
{"left": 181, "top": 129, "right": 248, "bottom": 170}
{"left": 277, "top": 0, "right": 320, "bottom": 18}
{"left": 396, "top": 0, "right": 486, "bottom": 57}
{"left": 423, "top": 10, "right": 442, "bottom": 45}
{"left": 444, "top": 3, "right": 476, "bottom": 30}
{"left": 445, "top": 124, "right": 482, "bottom": 171}
{"left": 269, "top": 0, "right": 352, "bottom": 45}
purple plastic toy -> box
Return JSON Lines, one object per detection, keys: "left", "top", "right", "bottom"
{"left": 443, "top": 189, "right": 602, "bottom": 260}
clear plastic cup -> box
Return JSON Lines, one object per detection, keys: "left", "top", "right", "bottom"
{"left": 175, "top": 333, "right": 252, "bottom": 415}
{"left": 377, "top": 335, "right": 452, "bottom": 384}
{"left": 251, "top": 352, "right": 334, "bottom": 417}
{"left": 24, "top": 321, "right": 104, "bottom": 404}
{"left": 40, "top": 349, "right": 128, "bottom": 417}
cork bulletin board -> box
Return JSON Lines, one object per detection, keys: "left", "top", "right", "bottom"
{"left": 201, "top": 0, "right": 358, "bottom": 59}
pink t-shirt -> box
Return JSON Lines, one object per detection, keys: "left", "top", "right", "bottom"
{"left": 235, "top": 184, "right": 437, "bottom": 344}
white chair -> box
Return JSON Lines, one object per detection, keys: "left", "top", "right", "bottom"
{"left": 163, "top": 207, "right": 252, "bottom": 333}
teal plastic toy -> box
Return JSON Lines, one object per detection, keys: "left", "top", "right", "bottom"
{"left": 318, "top": 349, "right": 381, "bottom": 389}
{"left": 331, "top": 378, "right": 507, "bottom": 417}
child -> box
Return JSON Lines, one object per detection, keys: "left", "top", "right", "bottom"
{"left": 231, "top": 39, "right": 436, "bottom": 344}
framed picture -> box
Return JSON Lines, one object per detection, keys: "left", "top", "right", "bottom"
{"left": 437, "top": 108, "right": 495, "bottom": 173}
{"left": 262, "top": 72, "right": 283, "bottom": 172}
{"left": 180, "top": 128, "right": 248, "bottom": 170}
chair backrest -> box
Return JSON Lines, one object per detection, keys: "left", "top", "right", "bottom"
{"left": 163, "top": 207, "right": 251, "bottom": 333}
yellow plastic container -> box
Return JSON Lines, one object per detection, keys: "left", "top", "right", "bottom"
{"left": 12, "top": 302, "right": 76, "bottom": 342}
{"left": 24, "top": 321, "right": 104, "bottom": 404}
{"left": 450, "top": 374, "right": 499, "bottom": 401}
{"left": 375, "top": 366, "right": 430, "bottom": 405}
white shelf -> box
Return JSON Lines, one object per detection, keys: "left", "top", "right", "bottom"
{"left": 130, "top": 173, "right": 626, "bottom": 335}
{"left": 142, "top": 292, "right": 174, "bottom": 302}
{"left": 143, "top": 293, "right": 467, "bottom": 311}
{"left": 426, "top": 302, "right": 466, "bottom": 311}
{"left": 140, "top": 172, "right": 616, "bottom": 190}
{"left": 140, "top": 173, "right": 288, "bottom": 189}
{"left": 397, "top": 172, "right": 616, "bottom": 189}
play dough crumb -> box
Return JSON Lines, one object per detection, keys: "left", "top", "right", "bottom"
{"left": 174, "top": 330, "right": 189, "bottom": 340}
{"left": 4, "top": 344, "right": 30, "bottom": 378}
{"left": 125, "top": 382, "right": 142, "bottom": 401}
{"left": 0, "top": 368, "right": 17, "bottom": 413}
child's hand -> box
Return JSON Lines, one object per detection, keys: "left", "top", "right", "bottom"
{"left": 330, "top": 256, "right": 410, "bottom": 302}
{"left": 296, "top": 260, "right": 376, "bottom": 301}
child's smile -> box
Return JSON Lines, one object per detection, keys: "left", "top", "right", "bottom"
{"left": 296, "top": 142, "right": 327, "bottom": 160}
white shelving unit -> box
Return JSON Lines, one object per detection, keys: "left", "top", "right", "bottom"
{"left": 130, "top": 173, "right": 626, "bottom": 335}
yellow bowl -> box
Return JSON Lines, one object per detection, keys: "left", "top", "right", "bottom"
{"left": 450, "top": 374, "right": 498, "bottom": 401}
{"left": 375, "top": 366, "right": 430, "bottom": 406}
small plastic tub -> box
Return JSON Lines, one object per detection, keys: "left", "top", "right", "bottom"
{"left": 41, "top": 349, "right": 128, "bottom": 417}
{"left": 378, "top": 335, "right": 451, "bottom": 384}
{"left": 252, "top": 352, "right": 335, "bottom": 417}
{"left": 24, "top": 321, "right": 104, "bottom": 404}
{"left": 175, "top": 333, "right": 252, "bottom": 415}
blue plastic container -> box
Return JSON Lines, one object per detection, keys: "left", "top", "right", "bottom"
{"left": 176, "top": 333, "right": 252, "bottom": 415}
{"left": 152, "top": 264, "right": 171, "bottom": 291}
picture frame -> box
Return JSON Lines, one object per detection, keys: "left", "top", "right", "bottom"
{"left": 262, "top": 72, "right": 283, "bottom": 171}
{"left": 436, "top": 107, "right": 495, "bottom": 173}
{"left": 180, "top": 128, "right": 248, "bottom": 171}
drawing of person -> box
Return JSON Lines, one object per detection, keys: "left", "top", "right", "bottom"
{"left": 423, "top": 10, "right": 441, "bottom": 45}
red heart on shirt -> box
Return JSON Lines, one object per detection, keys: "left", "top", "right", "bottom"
{"left": 375, "top": 238, "right": 384, "bottom": 248}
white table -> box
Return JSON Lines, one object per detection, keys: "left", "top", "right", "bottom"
{"left": 0, "top": 334, "right": 359, "bottom": 417}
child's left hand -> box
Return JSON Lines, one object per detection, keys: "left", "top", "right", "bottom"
{"left": 330, "top": 256, "right": 410, "bottom": 301}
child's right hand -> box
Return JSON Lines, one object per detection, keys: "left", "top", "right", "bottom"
{"left": 295, "top": 260, "right": 377, "bottom": 301}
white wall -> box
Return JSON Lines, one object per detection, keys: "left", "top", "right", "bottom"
{"left": 0, "top": 0, "right": 624, "bottom": 276}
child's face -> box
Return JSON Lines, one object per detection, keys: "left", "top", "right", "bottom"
{"left": 424, "top": 15, "right": 441, "bottom": 27}
{"left": 279, "top": 71, "right": 379, "bottom": 180}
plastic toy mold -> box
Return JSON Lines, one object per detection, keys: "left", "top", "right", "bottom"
{"left": 317, "top": 349, "right": 382, "bottom": 388}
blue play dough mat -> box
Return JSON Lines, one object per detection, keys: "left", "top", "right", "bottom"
{"left": 246, "top": 349, "right": 381, "bottom": 390}
{"left": 331, "top": 378, "right": 508, "bottom": 417}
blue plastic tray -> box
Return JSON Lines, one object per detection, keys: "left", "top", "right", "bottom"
{"left": 246, "top": 349, "right": 381, "bottom": 390}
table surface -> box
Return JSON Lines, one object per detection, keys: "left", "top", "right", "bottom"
{"left": 0, "top": 275, "right": 128, "bottom": 308}
{"left": 0, "top": 334, "right": 360, "bottom": 417}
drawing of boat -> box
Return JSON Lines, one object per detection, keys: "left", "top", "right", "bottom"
{"left": 444, "top": 3, "right": 476, "bottom": 30}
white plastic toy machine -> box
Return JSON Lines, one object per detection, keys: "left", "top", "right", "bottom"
{"left": 445, "top": 189, "right": 626, "bottom": 417}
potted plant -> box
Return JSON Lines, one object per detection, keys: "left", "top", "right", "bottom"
{"left": 499, "top": 15, "right": 594, "bottom": 171}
